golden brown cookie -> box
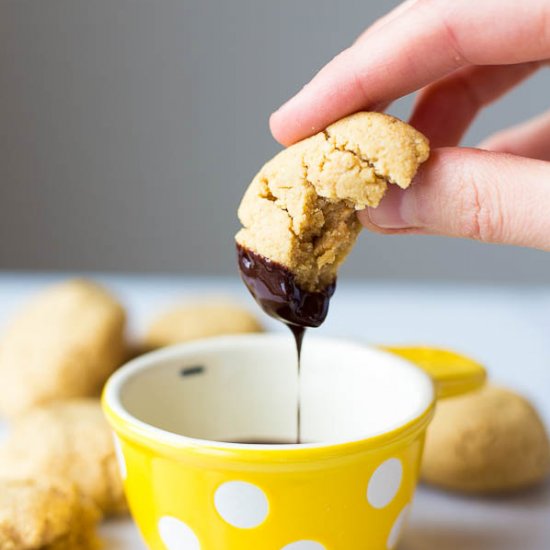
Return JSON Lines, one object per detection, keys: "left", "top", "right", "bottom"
{"left": 143, "top": 299, "right": 264, "bottom": 349}
{"left": 0, "top": 279, "right": 126, "bottom": 417}
{"left": 236, "top": 112, "right": 429, "bottom": 292}
{"left": 0, "top": 399, "right": 127, "bottom": 516}
{"left": 422, "top": 385, "right": 550, "bottom": 493}
{"left": 0, "top": 478, "right": 100, "bottom": 550}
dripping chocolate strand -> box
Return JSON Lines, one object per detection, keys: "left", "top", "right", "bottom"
{"left": 289, "top": 325, "right": 306, "bottom": 361}
{"left": 289, "top": 324, "right": 305, "bottom": 442}
{"left": 236, "top": 244, "right": 336, "bottom": 443}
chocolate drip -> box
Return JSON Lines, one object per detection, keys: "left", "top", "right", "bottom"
{"left": 236, "top": 244, "right": 336, "bottom": 444}
{"left": 236, "top": 244, "right": 336, "bottom": 331}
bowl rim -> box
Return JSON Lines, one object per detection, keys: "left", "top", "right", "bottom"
{"left": 102, "top": 334, "right": 436, "bottom": 463}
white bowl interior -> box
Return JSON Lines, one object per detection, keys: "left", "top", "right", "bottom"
{"left": 111, "top": 334, "right": 434, "bottom": 445}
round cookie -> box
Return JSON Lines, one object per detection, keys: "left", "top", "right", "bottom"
{"left": 143, "top": 299, "right": 264, "bottom": 349}
{"left": 0, "top": 478, "right": 100, "bottom": 550}
{"left": 0, "top": 279, "right": 126, "bottom": 417}
{"left": 0, "top": 399, "right": 127, "bottom": 516}
{"left": 236, "top": 111, "right": 429, "bottom": 292}
{"left": 422, "top": 385, "right": 550, "bottom": 493}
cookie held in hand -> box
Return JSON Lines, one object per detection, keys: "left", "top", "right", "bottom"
{"left": 236, "top": 112, "right": 429, "bottom": 325}
{"left": 0, "top": 279, "right": 126, "bottom": 417}
{"left": 0, "top": 478, "right": 100, "bottom": 550}
{"left": 236, "top": 112, "right": 429, "bottom": 293}
{"left": 422, "top": 385, "right": 550, "bottom": 493}
{"left": 0, "top": 399, "right": 127, "bottom": 516}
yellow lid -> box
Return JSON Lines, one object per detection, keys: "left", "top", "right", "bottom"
{"left": 382, "top": 346, "right": 487, "bottom": 399}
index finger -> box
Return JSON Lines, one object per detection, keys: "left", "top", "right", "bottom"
{"left": 270, "top": 0, "right": 550, "bottom": 145}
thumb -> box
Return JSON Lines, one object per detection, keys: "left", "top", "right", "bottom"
{"left": 359, "top": 148, "right": 550, "bottom": 250}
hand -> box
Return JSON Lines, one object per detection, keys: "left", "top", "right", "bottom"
{"left": 270, "top": 0, "right": 550, "bottom": 250}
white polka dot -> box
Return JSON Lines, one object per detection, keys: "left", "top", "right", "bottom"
{"left": 214, "top": 481, "right": 269, "bottom": 528}
{"left": 281, "top": 541, "right": 325, "bottom": 550}
{"left": 112, "top": 434, "right": 127, "bottom": 480}
{"left": 387, "top": 504, "right": 411, "bottom": 549}
{"left": 367, "top": 458, "right": 403, "bottom": 509}
{"left": 158, "top": 516, "right": 200, "bottom": 550}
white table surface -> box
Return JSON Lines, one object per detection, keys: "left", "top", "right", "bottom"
{"left": 0, "top": 273, "right": 549, "bottom": 550}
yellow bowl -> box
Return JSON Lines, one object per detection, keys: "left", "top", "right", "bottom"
{"left": 102, "top": 334, "right": 485, "bottom": 550}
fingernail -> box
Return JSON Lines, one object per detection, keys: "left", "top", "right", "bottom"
{"left": 367, "top": 187, "right": 417, "bottom": 229}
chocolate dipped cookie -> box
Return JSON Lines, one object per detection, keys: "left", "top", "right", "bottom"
{"left": 236, "top": 111, "right": 429, "bottom": 326}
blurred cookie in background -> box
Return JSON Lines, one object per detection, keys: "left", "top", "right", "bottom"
{"left": 0, "top": 399, "right": 127, "bottom": 517}
{"left": 0, "top": 477, "right": 100, "bottom": 550}
{"left": 422, "top": 385, "right": 550, "bottom": 493}
{"left": 0, "top": 279, "right": 127, "bottom": 417}
{"left": 142, "top": 298, "right": 264, "bottom": 350}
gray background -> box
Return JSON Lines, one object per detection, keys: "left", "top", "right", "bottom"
{"left": 0, "top": 0, "right": 548, "bottom": 282}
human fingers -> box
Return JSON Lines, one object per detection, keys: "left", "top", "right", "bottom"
{"left": 409, "top": 62, "right": 541, "bottom": 147}
{"left": 479, "top": 109, "right": 550, "bottom": 161}
{"left": 358, "top": 147, "right": 550, "bottom": 250}
{"left": 354, "top": 0, "right": 420, "bottom": 45}
{"left": 271, "top": 0, "right": 550, "bottom": 145}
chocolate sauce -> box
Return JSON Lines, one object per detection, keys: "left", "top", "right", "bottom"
{"left": 236, "top": 244, "right": 335, "bottom": 332}
{"left": 289, "top": 324, "right": 306, "bottom": 361}
{"left": 236, "top": 243, "right": 336, "bottom": 443}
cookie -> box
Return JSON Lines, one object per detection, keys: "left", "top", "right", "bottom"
{"left": 0, "top": 279, "right": 126, "bottom": 417}
{"left": 0, "top": 478, "right": 100, "bottom": 550}
{"left": 143, "top": 299, "right": 264, "bottom": 349}
{"left": 0, "top": 399, "right": 127, "bottom": 516}
{"left": 236, "top": 112, "right": 429, "bottom": 293}
{"left": 422, "top": 385, "right": 550, "bottom": 493}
